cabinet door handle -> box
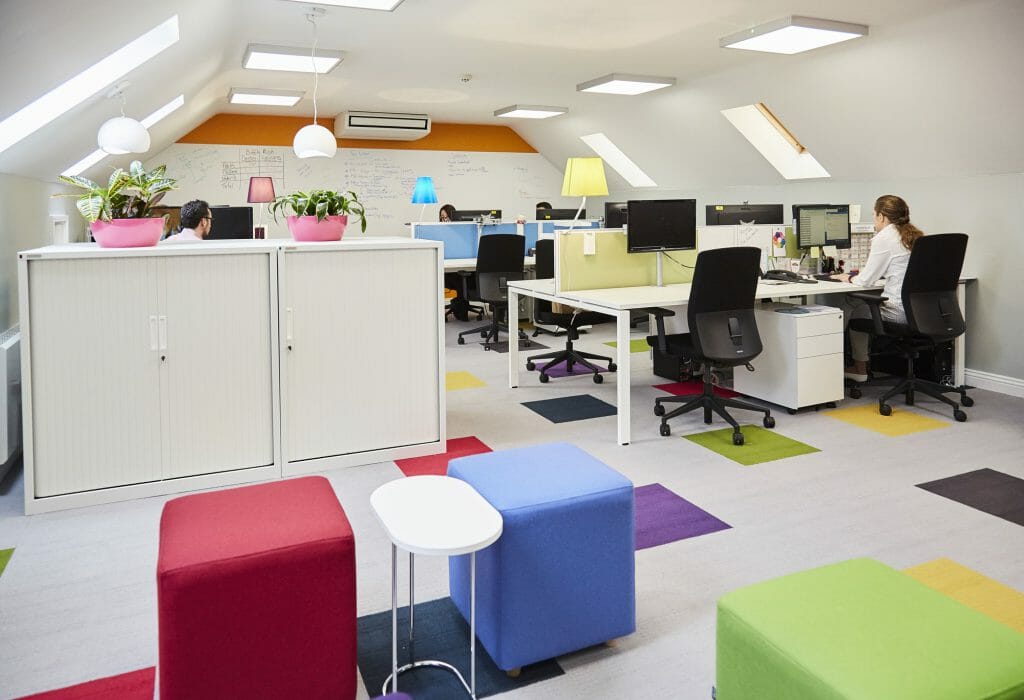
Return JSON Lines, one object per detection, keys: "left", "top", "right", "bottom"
{"left": 286, "top": 307, "right": 293, "bottom": 350}
{"left": 149, "top": 315, "right": 159, "bottom": 351}
{"left": 158, "top": 315, "right": 168, "bottom": 352}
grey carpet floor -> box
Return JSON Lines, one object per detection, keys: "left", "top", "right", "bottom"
{"left": 1, "top": 318, "right": 1023, "bottom": 699}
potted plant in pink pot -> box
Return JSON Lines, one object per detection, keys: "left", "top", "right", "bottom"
{"left": 56, "top": 161, "right": 178, "bottom": 247}
{"left": 269, "top": 189, "right": 367, "bottom": 241}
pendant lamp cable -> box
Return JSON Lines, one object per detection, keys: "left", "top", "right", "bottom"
{"left": 307, "top": 12, "right": 320, "bottom": 125}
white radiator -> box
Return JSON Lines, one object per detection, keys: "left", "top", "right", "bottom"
{"left": 0, "top": 326, "right": 22, "bottom": 473}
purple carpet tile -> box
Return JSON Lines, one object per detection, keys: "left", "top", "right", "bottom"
{"left": 530, "top": 359, "right": 608, "bottom": 377}
{"left": 634, "top": 483, "right": 731, "bottom": 550}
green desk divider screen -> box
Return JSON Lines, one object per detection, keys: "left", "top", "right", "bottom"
{"left": 557, "top": 229, "right": 696, "bottom": 292}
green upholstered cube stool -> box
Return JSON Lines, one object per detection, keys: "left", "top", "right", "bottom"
{"left": 716, "top": 558, "right": 1024, "bottom": 699}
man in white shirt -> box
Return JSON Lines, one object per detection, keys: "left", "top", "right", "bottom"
{"left": 162, "top": 200, "right": 212, "bottom": 243}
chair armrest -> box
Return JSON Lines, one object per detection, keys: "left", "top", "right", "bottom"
{"left": 848, "top": 291, "right": 888, "bottom": 335}
{"left": 639, "top": 307, "right": 675, "bottom": 354}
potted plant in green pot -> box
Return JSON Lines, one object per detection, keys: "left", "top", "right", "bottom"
{"left": 269, "top": 189, "right": 367, "bottom": 242}
{"left": 56, "top": 161, "right": 178, "bottom": 247}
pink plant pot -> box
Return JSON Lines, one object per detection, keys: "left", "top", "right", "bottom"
{"left": 90, "top": 218, "right": 165, "bottom": 248}
{"left": 287, "top": 215, "right": 348, "bottom": 242}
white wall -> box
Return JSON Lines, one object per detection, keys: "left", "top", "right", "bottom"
{"left": 0, "top": 174, "right": 84, "bottom": 329}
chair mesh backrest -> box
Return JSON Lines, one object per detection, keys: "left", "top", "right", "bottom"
{"left": 476, "top": 234, "right": 525, "bottom": 274}
{"left": 687, "top": 247, "right": 763, "bottom": 363}
{"left": 901, "top": 233, "right": 967, "bottom": 340}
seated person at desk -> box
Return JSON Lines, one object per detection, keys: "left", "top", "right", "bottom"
{"left": 830, "top": 195, "right": 925, "bottom": 382}
{"left": 536, "top": 201, "right": 552, "bottom": 211}
{"left": 439, "top": 203, "right": 457, "bottom": 223}
{"left": 161, "top": 199, "right": 211, "bottom": 243}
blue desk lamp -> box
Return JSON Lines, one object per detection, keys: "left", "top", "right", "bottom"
{"left": 411, "top": 176, "right": 438, "bottom": 222}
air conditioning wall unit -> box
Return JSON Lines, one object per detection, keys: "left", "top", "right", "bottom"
{"left": 335, "top": 111, "right": 431, "bottom": 140}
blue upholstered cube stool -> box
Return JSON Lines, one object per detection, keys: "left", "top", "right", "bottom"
{"left": 447, "top": 442, "right": 636, "bottom": 673}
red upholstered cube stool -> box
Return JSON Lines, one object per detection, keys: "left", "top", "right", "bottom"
{"left": 157, "top": 476, "right": 357, "bottom": 700}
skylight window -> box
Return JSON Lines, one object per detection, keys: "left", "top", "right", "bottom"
{"left": 278, "top": 0, "right": 405, "bottom": 8}
{"left": 61, "top": 94, "right": 185, "bottom": 178}
{"left": 721, "top": 103, "right": 830, "bottom": 180}
{"left": 579, "top": 133, "right": 657, "bottom": 187}
{"left": 0, "top": 16, "right": 179, "bottom": 156}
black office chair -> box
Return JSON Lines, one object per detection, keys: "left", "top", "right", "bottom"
{"left": 445, "top": 271, "right": 485, "bottom": 322}
{"left": 645, "top": 247, "right": 775, "bottom": 445}
{"left": 456, "top": 234, "right": 531, "bottom": 350}
{"left": 846, "top": 233, "right": 972, "bottom": 421}
{"left": 524, "top": 239, "right": 616, "bottom": 383}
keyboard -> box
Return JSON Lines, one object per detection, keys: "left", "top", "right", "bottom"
{"left": 813, "top": 274, "right": 843, "bottom": 282}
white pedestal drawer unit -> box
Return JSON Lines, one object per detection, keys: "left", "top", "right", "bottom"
{"left": 732, "top": 304, "right": 845, "bottom": 412}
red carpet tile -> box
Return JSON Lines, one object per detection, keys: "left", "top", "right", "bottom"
{"left": 15, "top": 667, "right": 154, "bottom": 700}
{"left": 653, "top": 378, "right": 739, "bottom": 399}
{"left": 394, "top": 436, "right": 492, "bottom": 477}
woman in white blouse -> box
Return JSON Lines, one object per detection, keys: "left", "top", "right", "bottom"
{"left": 832, "top": 195, "right": 925, "bottom": 382}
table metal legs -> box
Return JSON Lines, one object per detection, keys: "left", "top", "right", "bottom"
{"left": 384, "top": 548, "right": 478, "bottom": 698}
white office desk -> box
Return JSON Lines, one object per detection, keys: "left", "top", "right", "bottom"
{"left": 444, "top": 256, "right": 535, "bottom": 271}
{"left": 507, "top": 278, "right": 970, "bottom": 445}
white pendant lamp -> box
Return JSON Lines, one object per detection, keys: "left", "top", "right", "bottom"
{"left": 293, "top": 10, "right": 337, "bottom": 159}
{"left": 97, "top": 83, "right": 151, "bottom": 154}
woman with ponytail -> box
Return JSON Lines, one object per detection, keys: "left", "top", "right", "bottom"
{"left": 832, "top": 195, "right": 924, "bottom": 381}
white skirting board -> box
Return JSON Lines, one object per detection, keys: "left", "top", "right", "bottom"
{"left": 964, "top": 368, "right": 1024, "bottom": 398}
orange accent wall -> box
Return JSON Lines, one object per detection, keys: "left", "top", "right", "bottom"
{"left": 177, "top": 114, "right": 536, "bottom": 153}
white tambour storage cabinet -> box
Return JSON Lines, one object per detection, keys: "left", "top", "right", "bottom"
{"left": 19, "top": 238, "right": 445, "bottom": 513}
{"left": 278, "top": 239, "right": 445, "bottom": 474}
{"left": 733, "top": 304, "right": 844, "bottom": 412}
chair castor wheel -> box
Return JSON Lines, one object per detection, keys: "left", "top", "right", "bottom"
{"left": 763, "top": 415, "right": 775, "bottom": 429}
{"left": 879, "top": 403, "right": 893, "bottom": 416}
{"left": 954, "top": 409, "right": 967, "bottom": 422}
{"left": 457, "top": 336, "right": 465, "bottom": 345}
{"left": 608, "top": 362, "right": 617, "bottom": 372}
{"left": 732, "top": 432, "right": 745, "bottom": 446}
{"left": 654, "top": 403, "right": 665, "bottom": 417}
{"left": 593, "top": 373, "right": 603, "bottom": 384}
{"left": 849, "top": 386, "right": 862, "bottom": 399}
{"left": 659, "top": 423, "right": 671, "bottom": 437}
{"left": 526, "top": 361, "right": 535, "bottom": 371}
{"left": 539, "top": 373, "right": 549, "bottom": 383}
{"left": 480, "top": 330, "right": 489, "bottom": 338}
{"left": 961, "top": 395, "right": 974, "bottom": 407}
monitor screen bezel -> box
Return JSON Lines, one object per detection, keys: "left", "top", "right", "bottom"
{"left": 604, "top": 201, "right": 628, "bottom": 228}
{"left": 455, "top": 209, "right": 502, "bottom": 222}
{"left": 536, "top": 208, "right": 584, "bottom": 221}
{"left": 705, "top": 203, "right": 784, "bottom": 226}
{"left": 625, "top": 198, "right": 697, "bottom": 254}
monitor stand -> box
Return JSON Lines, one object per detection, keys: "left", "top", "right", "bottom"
{"left": 655, "top": 250, "right": 665, "bottom": 287}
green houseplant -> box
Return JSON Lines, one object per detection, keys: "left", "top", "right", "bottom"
{"left": 56, "top": 161, "right": 178, "bottom": 248}
{"left": 269, "top": 189, "right": 367, "bottom": 241}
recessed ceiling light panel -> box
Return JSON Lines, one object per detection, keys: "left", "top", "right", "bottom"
{"left": 493, "top": 105, "right": 567, "bottom": 119}
{"left": 243, "top": 44, "right": 344, "bottom": 73}
{"left": 229, "top": 88, "right": 304, "bottom": 106}
{"left": 278, "top": 0, "right": 405, "bottom": 9}
{"left": 720, "top": 16, "right": 868, "bottom": 55}
{"left": 576, "top": 73, "right": 675, "bottom": 96}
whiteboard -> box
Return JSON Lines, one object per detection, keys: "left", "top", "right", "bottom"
{"left": 146, "top": 143, "right": 566, "bottom": 239}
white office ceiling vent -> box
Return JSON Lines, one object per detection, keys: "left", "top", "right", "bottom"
{"left": 335, "top": 111, "right": 431, "bottom": 140}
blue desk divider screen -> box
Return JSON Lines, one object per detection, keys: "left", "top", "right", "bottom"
{"left": 480, "top": 222, "right": 519, "bottom": 235}
{"left": 541, "top": 220, "right": 602, "bottom": 234}
{"left": 523, "top": 223, "right": 540, "bottom": 254}
{"left": 413, "top": 223, "right": 479, "bottom": 259}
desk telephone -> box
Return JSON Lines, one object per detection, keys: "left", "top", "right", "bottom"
{"left": 762, "top": 269, "right": 806, "bottom": 283}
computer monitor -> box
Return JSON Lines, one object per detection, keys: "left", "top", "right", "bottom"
{"left": 206, "top": 206, "right": 255, "bottom": 240}
{"left": 793, "top": 204, "right": 851, "bottom": 250}
{"left": 604, "top": 201, "right": 628, "bottom": 228}
{"left": 456, "top": 209, "right": 501, "bottom": 222}
{"left": 626, "top": 199, "right": 697, "bottom": 253}
{"left": 705, "top": 203, "right": 784, "bottom": 226}
{"left": 536, "top": 208, "right": 583, "bottom": 220}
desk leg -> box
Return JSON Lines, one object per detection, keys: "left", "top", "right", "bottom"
{"left": 616, "top": 309, "right": 631, "bottom": 445}
{"left": 955, "top": 282, "right": 966, "bottom": 386}
{"left": 409, "top": 552, "right": 415, "bottom": 641}
{"left": 471, "top": 551, "right": 477, "bottom": 696}
{"left": 390, "top": 543, "right": 398, "bottom": 693}
{"left": 508, "top": 290, "right": 520, "bottom": 388}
